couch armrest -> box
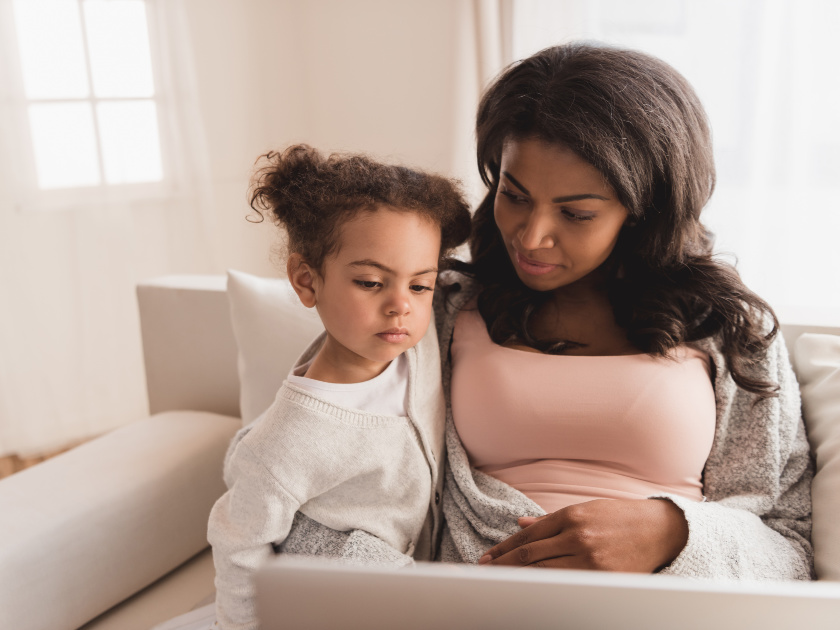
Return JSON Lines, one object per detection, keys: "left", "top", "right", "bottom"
{"left": 0, "top": 411, "right": 239, "bottom": 630}
{"left": 138, "top": 275, "right": 240, "bottom": 418}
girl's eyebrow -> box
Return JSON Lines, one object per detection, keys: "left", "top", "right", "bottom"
{"left": 501, "top": 170, "right": 610, "bottom": 203}
{"left": 349, "top": 260, "right": 438, "bottom": 276}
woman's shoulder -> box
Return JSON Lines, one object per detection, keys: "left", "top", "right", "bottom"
{"left": 688, "top": 326, "right": 797, "bottom": 411}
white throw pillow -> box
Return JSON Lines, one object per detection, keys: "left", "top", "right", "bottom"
{"left": 226, "top": 269, "right": 324, "bottom": 424}
{"left": 794, "top": 333, "right": 840, "bottom": 581}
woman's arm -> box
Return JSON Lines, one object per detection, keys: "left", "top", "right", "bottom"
{"left": 661, "top": 333, "right": 814, "bottom": 579}
{"left": 655, "top": 333, "right": 813, "bottom": 579}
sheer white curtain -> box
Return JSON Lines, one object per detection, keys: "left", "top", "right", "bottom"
{"left": 0, "top": 0, "right": 256, "bottom": 457}
{"left": 512, "top": 0, "right": 840, "bottom": 326}
{"left": 448, "top": 0, "right": 515, "bottom": 207}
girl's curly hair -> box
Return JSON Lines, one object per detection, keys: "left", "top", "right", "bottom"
{"left": 248, "top": 144, "right": 472, "bottom": 271}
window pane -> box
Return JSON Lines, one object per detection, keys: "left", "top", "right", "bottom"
{"left": 13, "top": 0, "right": 89, "bottom": 99}
{"left": 97, "top": 100, "right": 163, "bottom": 184}
{"left": 29, "top": 103, "right": 101, "bottom": 189}
{"left": 83, "top": 0, "right": 155, "bottom": 98}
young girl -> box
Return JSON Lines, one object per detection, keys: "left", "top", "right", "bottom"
{"left": 207, "top": 145, "right": 471, "bottom": 630}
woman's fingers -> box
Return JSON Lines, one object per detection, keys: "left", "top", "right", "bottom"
{"left": 483, "top": 534, "right": 574, "bottom": 568}
{"left": 479, "top": 512, "right": 564, "bottom": 565}
{"left": 517, "top": 515, "right": 546, "bottom": 528}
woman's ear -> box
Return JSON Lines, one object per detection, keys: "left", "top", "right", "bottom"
{"left": 287, "top": 253, "right": 318, "bottom": 308}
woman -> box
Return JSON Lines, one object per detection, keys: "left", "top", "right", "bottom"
{"left": 435, "top": 43, "right": 814, "bottom": 579}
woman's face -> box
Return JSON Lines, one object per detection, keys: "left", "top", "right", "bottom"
{"left": 494, "top": 138, "right": 630, "bottom": 294}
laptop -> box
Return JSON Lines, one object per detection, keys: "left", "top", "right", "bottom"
{"left": 255, "top": 555, "right": 840, "bottom": 630}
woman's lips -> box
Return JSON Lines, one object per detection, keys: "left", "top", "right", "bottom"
{"left": 514, "top": 250, "right": 560, "bottom": 276}
{"left": 377, "top": 328, "right": 409, "bottom": 343}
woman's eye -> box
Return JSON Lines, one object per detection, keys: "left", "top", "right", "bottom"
{"left": 354, "top": 280, "right": 382, "bottom": 289}
{"left": 562, "top": 209, "right": 594, "bottom": 222}
{"left": 410, "top": 284, "right": 434, "bottom": 294}
{"left": 500, "top": 189, "right": 528, "bottom": 204}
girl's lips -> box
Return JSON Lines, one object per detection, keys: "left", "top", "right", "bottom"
{"left": 377, "top": 329, "right": 409, "bottom": 343}
{"left": 514, "top": 250, "right": 560, "bottom": 276}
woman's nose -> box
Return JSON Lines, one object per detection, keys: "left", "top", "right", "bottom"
{"left": 518, "top": 209, "right": 555, "bottom": 250}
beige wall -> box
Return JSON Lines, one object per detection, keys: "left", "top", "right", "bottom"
{"left": 187, "top": 0, "right": 478, "bottom": 273}
{"left": 270, "top": 1, "right": 460, "bottom": 164}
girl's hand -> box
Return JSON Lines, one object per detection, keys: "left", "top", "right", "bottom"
{"left": 477, "top": 498, "right": 688, "bottom": 573}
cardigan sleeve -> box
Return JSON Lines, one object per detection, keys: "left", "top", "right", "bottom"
{"left": 657, "top": 333, "right": 815, "bottom": 580}
{"left": 209, "top": 401, "right": 354, "bottom": 630}
{"left": 208, "top": 439, "right": 301, "bottom": 630}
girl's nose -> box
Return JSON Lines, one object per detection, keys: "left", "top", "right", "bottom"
{"left": 518, "top": 209, "right": 555, "bottom": 250}
{"left": 386, "top": 290, "right": 411, "bottom": 317}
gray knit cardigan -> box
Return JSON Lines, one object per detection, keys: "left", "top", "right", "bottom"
{"left": 434, "top": 273, "right": 815, "bottom": 580}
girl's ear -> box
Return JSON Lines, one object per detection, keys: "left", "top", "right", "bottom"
{"left": 287, "top": 253, "right": 318, "bottom": 308}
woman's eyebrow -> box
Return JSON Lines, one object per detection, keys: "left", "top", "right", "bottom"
{"left": 349, "top": 260, "right": 438, "bottom": 276}
{"left": 552, "top": 193, "right": 610, "bottom": 203}
{"left": 501, "top": 170, "right": 610, "bottom": 202}
{"left": 501, "top": 171, "right": 530, "bottom": 194}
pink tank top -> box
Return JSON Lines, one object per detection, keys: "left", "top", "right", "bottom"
{"left": 451, "top": 304, "right": 716, "bottom": 513}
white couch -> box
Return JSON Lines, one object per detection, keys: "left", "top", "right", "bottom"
{"left": 1, "top": 273, "right": 838, "bottom": 630}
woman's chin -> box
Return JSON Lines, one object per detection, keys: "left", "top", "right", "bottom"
{"left": 514, "top": 267, "right": 563, "bottom": 292}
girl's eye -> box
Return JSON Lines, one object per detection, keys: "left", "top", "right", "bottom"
{"left": 562, "top": 209, "right": 594, "bottom": 223}
{"left": 410, "top": 284, "right": 434, "bottom": 294}
{"left": 354, "top": 280, "right": 382, "bottom": 289}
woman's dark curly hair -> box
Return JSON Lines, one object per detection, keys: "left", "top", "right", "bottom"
{"left": 468, "top": 43, "right": 779, "bottom": 398}
{"left": 249, "top": 144, "right": 471, "bottom": 272}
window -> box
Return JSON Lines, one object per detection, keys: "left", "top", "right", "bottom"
{"left": 2, "top": 0, "right": 170, "bottom": 206}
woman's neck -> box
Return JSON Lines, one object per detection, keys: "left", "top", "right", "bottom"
{"left": 531, "top": 275, "right": 640, "bottom": 356}
{"left": 549, "top": 271, "right": 609, "bottom": 306}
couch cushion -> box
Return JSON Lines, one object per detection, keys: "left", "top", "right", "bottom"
{"left": 81, "top": 549, "right": 215, "bottom": 630}
{"left": 226, "top": 269, "right": 324, "bottom": 424}
{"left": 795, "top": 333, "right": 840, "bottom": 581}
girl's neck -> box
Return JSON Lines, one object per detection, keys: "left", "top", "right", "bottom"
{"left": 303, "top": 335, "right": 391, "bottom": 384}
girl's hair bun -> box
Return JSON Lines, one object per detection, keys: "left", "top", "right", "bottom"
{"left": 249, "top": 144, "right": 326, "bottom": 226}
{"left": 248, "top": 144, "right": 471, "bottom": 271}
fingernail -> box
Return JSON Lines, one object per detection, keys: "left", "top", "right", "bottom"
{"left": 478, "top": 554, "right": 492, "bottom": 565}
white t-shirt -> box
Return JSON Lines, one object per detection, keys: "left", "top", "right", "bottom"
{"left": 286, "top": 353, "right": 409, "bottom": 417}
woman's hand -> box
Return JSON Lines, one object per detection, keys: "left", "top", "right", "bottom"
{"left": 477, "top": 498, "right": 689, "bottom": 573}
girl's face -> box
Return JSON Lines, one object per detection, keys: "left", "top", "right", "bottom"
{"left": 309, "top": 207, "right": 441, "bottom": 379}
{"left": 494, "top": 138, "right": 630, "bottom": 294}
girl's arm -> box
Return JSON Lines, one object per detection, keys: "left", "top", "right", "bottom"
{"left": 208, "top": 439, "right": 301, "bottom": 630}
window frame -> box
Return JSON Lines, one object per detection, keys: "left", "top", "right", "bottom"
{"left": 0, "top": 0, "right": 185, "bottom": 211}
